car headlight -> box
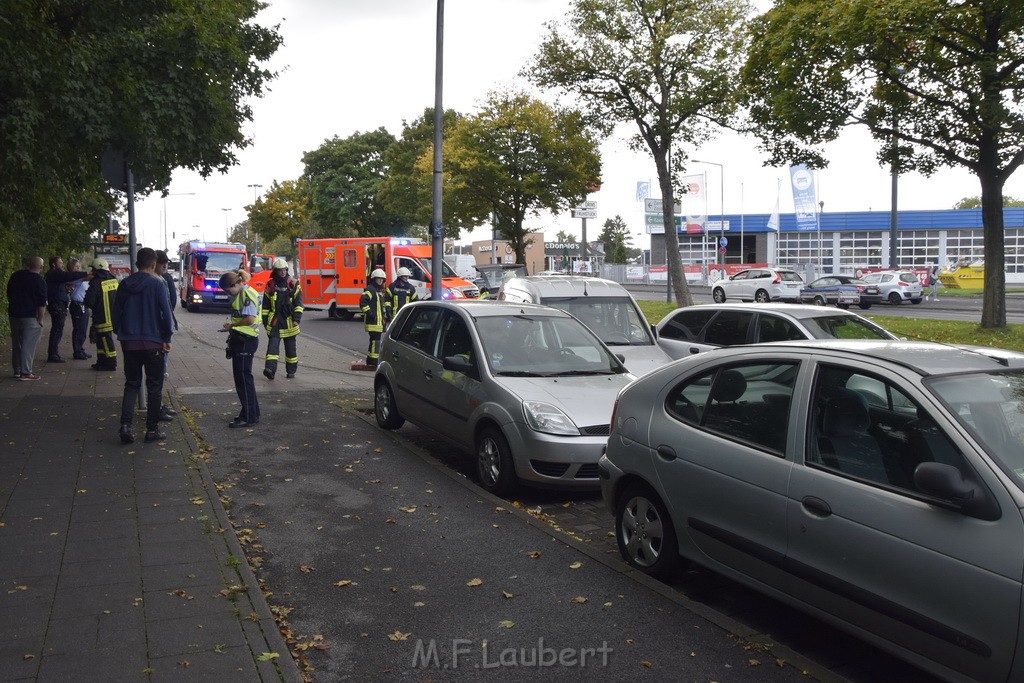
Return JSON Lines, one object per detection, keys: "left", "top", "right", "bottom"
{"left": 523, "top": 401, "right": 580, "bottom": 436}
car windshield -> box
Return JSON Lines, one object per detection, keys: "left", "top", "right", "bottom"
{"left": 799, "top": 315, "right": 894, "bottom": 340}
{"left": 195, "top": 251, "right": 246, "bottom": 274}
{"left": 542, "top": 297, "right": 654, "bottom": 346}
{"left": 476, "top": 314, "right": 627, "bottom": 376}
{"left": 929, "top": 370, "right": 1024, "bottom": 492}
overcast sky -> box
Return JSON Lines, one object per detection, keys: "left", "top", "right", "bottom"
{"left": 133, "top": 0, "right": 1024, "bottom": 255}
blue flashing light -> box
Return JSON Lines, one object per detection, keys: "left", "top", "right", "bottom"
{"left": 196, "top": 242, "right": 206, "bottom": 249}
{"left": 205, "top": 284, "right": 213, "bottom": 290}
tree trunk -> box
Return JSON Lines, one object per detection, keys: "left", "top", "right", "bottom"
{"left": 979, "top": 170, "right": 1006, "bottom": 329}
{"left": 655, "top": 150, "right": 692, "bottom": 308}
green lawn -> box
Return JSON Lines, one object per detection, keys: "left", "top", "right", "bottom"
{"left": 638, "top": 301, "right": 1024, "bottom": 354}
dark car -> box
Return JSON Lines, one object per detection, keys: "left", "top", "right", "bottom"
{"left": 798, "top": 275, "right": 880, "bottom": 309}
{"left": 474, "top": 264, "right": 528, "bottom": 299}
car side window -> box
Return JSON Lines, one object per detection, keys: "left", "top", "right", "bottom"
{"left": 665, "top": 362, "right": 797, "bottom": 454}
{"left": 436, "top": 314, "right": 474, "bottom": 361}
{"left": 757, "top": 315, "right": 803, "bottom": 343}
{"left": 393, "top": 306, "right": 440, "bottom": 352}
{"left": 660, "top": 309, "right": 717, "bottom": 341}
{"left": 703, "top": 311, "right": 754, "bottom": 346}
{"left": 809, "top": 365, "right": 966, "bottom": 491}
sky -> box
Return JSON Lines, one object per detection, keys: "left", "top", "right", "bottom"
{"left": 132, "top": 0, "right": 1024, "bottom": 256}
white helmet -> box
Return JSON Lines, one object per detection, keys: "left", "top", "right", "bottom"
{"left": 370, "top": 268, "right": 387, "bottom": 280}
{"left": 272, "top": 258, "right": 288, "bottom": 270}
{"left": 397, "top": 267, "right": 412, "bottom": 277}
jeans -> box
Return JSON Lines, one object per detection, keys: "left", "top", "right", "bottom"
{"left": 47, "top": 304, "right": 67, "bottom": 359}
{"left": 229, "top": 334, "right": 260, "bottom": 422}
{"left": 120, "top": 348, "right": 166, "bottom": 431}
{"left": 10, "top": 317, "right": 42, "bottom": 375}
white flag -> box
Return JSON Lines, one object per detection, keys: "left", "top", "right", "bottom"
{"left": 635, "top": 181, "right": 650, "bottom": 202}
{"left": 766, "top": 179, "right": 781, "bottom": 231}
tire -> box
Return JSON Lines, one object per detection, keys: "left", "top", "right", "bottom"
{"left": 858, "top": 302, "right": 872, "bottom": 310}
{"left": 328, "top": 302, "right": 340, "bottom": 320}
{"left": 910, "top": 298, "right": 923, "bottom": 305}
{"left": 615, "top": 482, "right": 680, "bottom": 580}
{"left": 812, "top": 295, "right": 826, "bottom": 306}
{"left": 838, "top": 303, "right": 851, "bottom": 309}
{"left": 754, "top": 289, "right": 771, "bottom": 303}
{"left": 374, "top": 379, "right": 404, "bottom": 430}
{"left": 712, "top": 288, "right": 727, "bottom": 303}
{"left": 476, "top": 427, "right": 517, "bottom": 496}
{"left": 888, "top": 292, "right": 903, "bottom": 305}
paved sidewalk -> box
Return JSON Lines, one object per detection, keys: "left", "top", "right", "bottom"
{"left": 0, "top": 313, "right": 371, "bottom": 682}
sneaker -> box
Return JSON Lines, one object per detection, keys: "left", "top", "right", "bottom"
{"left": 119, "top": 425, "right": 135, "bottom": 444}
{"left": 263, "top": 368, "right": 275, "bottom": 380}
{"left": 19, "top": 373, "right": 41, "bottom": 381}
{"left": 73, "top": 353, "right": 92, "bottom": 360}
{"left": 144, "top": 429, "right": 167, "bottom": 443}
{"left": 161, "top": 406, "right": 178, "bottom": 416}
{"left": 228, "top": 418, "right": 259, "bottom": 428}
{"left": 47, "top": 356, "right": 65, "bottom": 363}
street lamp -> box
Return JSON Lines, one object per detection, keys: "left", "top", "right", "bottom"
{"left": 692, "top": 160, "right": 725, "bottom": 265}
{"left": 221, "top": 208, "right": 231, "bottom": 241}
{"left": 163, "top": 192, "right": 195, "bottom": 252}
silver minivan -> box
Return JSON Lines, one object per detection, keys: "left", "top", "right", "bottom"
{"left": 497, "top": 276, "right": 673, "bottom": 376}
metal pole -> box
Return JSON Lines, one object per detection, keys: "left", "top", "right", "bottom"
{"left": 889, "top": 114, "right": 899, "bottom": 269}
{"left": 429, "top": 0, "right": 445, "bottom": 301}
{"left": 740, "top": 182, "right": 745, "bottom": 265}
{"left": 222, "top": 208, "right": 230, "bottom": 241}
{"left": 248, "top": 184, "right": 263, "bottom": 254}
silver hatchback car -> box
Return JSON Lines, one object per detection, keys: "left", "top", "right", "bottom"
{"left": 374, "top": 300, "right": 632, "bottom": 494}
{"left": 601, "top": 340, "right": 1024, "bottom": 682}
{"left": 859, "top": 270, "right": 924, "bottom": 305}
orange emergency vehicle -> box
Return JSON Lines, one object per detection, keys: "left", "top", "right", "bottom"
{"left": 297, "top": 237, "right": 479, "bottom": 320}
{"left": 178, "top": 241, "right": 249, "bottom": 311}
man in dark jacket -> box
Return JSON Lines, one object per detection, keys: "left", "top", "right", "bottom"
{"left": 44, "top": 255, "right": 87, "bottom": 362}
{"left": 6, "top": 256, "right": 47, "bottom": 380}
{"left": 112, "top": 248, "right": 173, "bottom": 445}
{"left": 84, "top": 259, "right": 119, "bottom": 370}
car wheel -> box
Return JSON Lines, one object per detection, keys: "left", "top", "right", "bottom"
{"left": 888, "top": 292, "right": 903, "bottom": 305}
{"left": 838, "top": 303, "right": 851, "bottom": 309}
{"left": 910, "top": 298, "right": 923, "bottom": 305}
{"left": 476, "top": 428, "right": 517, "bottom": 496}
{"left": 858, "top": 302, "right": 872, "bottom": 310}
{"left": 374, "top": 379, "right": 405, "bottom": 430}
{"left": 616, "top": 483, "right": 680, "bottom": 579}
{"left": 712, "top": 288, "right": 726, "bottom": 303}
{"left": 328, "top": 302, "right": 340, "bottom": 320}
{"left": 812, "top": 295, "right": 826, "bottom": 306}
{"left": 754, "top": 289, "right": 771, "bottom": 303}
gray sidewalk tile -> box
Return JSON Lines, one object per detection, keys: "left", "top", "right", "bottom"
{"left": 50, "top": 581, "right": 140, "bottom": 620}
{"left": 135, "top": 474, "right": 192, "bottom": 496}
{"left": 61, "top": 535, "right": 140, "bottom": 565}
{"left": 66, "top": 517, "right": 138, "bottom": 542}
{"left": 144, "top": 582, "right": 236, "bottom": 621}
{"left": 57, "top": 558, "right": 142, "bottom": 590}
{"left": 0, "top": 636, "right": 42, "bottom": 682}
{"left": 137, "top": 502, "right": 198, "bottom": 526}
{"left": 146, "top": 612, "right": 248, "bottom": 659}
{"left": 142, "top": 559, "right": 227, "bottom": 593}
{"left": 141, "top": 539, "right": 218, "bottom": 568}
{"left": 148, "top": 645, "right": 260, "bottom": 681}
{"left": 68, "top": 500, "right": 136, "bottom": 524}
{"left": 138, "top": 519, "right": 208, "bottom": 545}
{"left": 0, "top": 603, "right": 49, "bottom": 641}
{"left": 35, "top": 646, "right": 148, "bottom": 681}
{"left": 44, "top": 607, "right": 146, "bottom": 653}
{"left": 0, "top": 575, "right": 57, "bottom": 609}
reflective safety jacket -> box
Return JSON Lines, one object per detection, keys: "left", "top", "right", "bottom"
{"left": 388, "top": 278, "right": 418, "bottom": 314}
{"left": 261, "top": 276, "right": 303, "bottom": 338}
{"left": 359, "top": 282, "right": 391, "bottom": 333}
{"left": 229, "top": 285, "right": 260, "bottom": 338}
{"left": 85, "top": 270, "right": 118, "bottom": 333}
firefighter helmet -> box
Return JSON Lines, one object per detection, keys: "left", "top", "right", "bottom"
{"left": 397, "top": 267, "right": 412, "bottom": 278}
{"left": 370, "top": 268, "right": 387, "bottom": 280}
{"left": 272, "top": 258, "right": 288, "bottom": 270}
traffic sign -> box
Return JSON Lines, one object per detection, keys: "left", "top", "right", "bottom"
{"left": 719, "top": 247, "right": 727, "bottom": 253}
{"left": 719, "top": 237, "right": 728, "bottom": 247}
{"left": 579, "top": 200, "right": 597, "bottom": 210}
{"left": 572, "top": 209, "right": 597, "bottom": 219}
{"left": 644, "top": 198, "right": 682, "bottom": 215}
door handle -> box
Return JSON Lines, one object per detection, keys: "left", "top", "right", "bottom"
{"left": 689, "top": 347, "right": 701, "bottom": 355}
{"left": 656, "top": 445, "right": 677, "bottom": 461}
{"left": 801, "top": 496, "right": 832, "bottom": 517}
{"left": 390, "top": 352, "right": 399, "bottom": 360}
{"left": 423, "top": 369, "right": 433, "bottom": 380}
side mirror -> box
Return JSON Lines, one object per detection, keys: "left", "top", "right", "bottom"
{"left": 914, "top": 462, "right": 1000, "bottom": 521}
{"left": 649, "top": 323, "right": 658, "bottom": 340}
{"left": 442, "top": 355, "right": 474, "bottom": 374}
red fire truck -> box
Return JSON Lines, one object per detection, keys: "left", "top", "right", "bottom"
{"left": 297, "top": 237, "right": 478, "bottom": 320}
{"left": 178, "top": 241, "right": 249, "bottom": 311}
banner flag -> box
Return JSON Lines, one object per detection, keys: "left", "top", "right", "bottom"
{"left": 766, "top": 178, "right": 781, "bottom": 231}
{"left": 635, "top": 181, "right": 650, "bottom": 202}
{"left": 680, "top": 174, "right": 706, "bottom": 234}
{"left": 789, "top": 164, "right": 818, "bottom": 231}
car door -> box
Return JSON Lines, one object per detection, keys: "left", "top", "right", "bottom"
{"left": 701, "top": 310, "right": 755, "bottom": 347}
{"left": 385, "top": 305, "right": 442, "bottom": 422}
{"left": 657, "top": 308, "right": 719, "bottom": 358}
{"left": 722, "top": 269, "right": 750, "bottom": 299}
{"left": 420, "top": 311, "right": 486, "bottom": 449}
{"left": 649, "top": 359, "right": 798, "bottom": 583}
{"left": 784, "top": 359, "right": 1023, "bottom": 681}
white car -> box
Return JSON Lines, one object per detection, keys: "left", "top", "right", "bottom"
{"left": 711, "top": 268, "right": 803, "bottom": 303}
{"left": 859, "top": 270, "right": 924, "bottom": 305}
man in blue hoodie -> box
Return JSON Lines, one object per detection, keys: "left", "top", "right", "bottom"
{"left": 112, "top": 248, "right": 174, "bottom": 444}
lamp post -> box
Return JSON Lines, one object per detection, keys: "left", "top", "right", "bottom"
{"left": 817, "top": 200, "right": 825, "bottom": 274}
{"left": 247, "top": 184, "right": 263, "bottom": 253}
{"left": 692, "top": 159, "right": 725, "bottom": 265}
{"left": 221, "top": 208, "right": 231, "bottom": 241}
{"left": 163, "top": 192, "right": 195, "bottom": 252}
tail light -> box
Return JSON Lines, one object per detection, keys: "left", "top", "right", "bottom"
{"left": 771, "top": 273, "right": 782, "bottom": 284}
{"left": 898, "top": 280, "right": 909, "bottom": 287}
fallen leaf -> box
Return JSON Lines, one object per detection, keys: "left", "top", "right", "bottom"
{"left": 333, "top": 580, "right": 352, "bottom": 587}
{"left": 569, "top": 561, "right": 582, "bottom": 569}
{"left": 384, "top": 518, "right": 396, "bottom": 524}
{"left": 390, "top": 587, "right": 398, "bottom": 593}
{"left": 410, "top": 584, "right": 426, "bottom": 591}
{"left": 570, "top": 596, "right": 588, "bottom": 604}
{"left": 399, "top": 506, "right": 416, "bottom": 513}
{"left": 748, "top": 659, "right": 762, "bottom": 667}
{"left": 499, "top": 620, "right": 514, "bottom": 628}
{"left": 22, "top": 654, "right": 34, "bottom": 660}
{"left": 299, "top": 565, "right": 315, "bottom": 573}
{"left": 255, "top": 652, "right": 280, "bottom": 661}
{"left": 527, "top": 551, "right": 541, "bottom": 559}
{"left": 387, "top": 630, "right": 410, "bottom": 641}
{"left": 178, "top": 660, "right": 189, "bottom": 668}
{"left": 413, "top": 601, "right": 425, "bottom": 607}
{"left": 641, "top": 661, "right": 652, "bottom": 668}
{"left": 466, "top": 578, "right": 483, "bottom": 587}
{"left": 502, "top": 591, "right": 513, "bottom": 599}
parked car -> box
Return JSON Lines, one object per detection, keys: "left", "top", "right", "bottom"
{"left": 711, "top": 267, "right": 804, "bottom": 303}
{"left": 655, "top": 303, "right": 897, "bottom": 359}
{"left": 474, "top": 263, "right": 528, "bottom": 299}
{"left": 798, "top": 275, "right": 880, "bottom": 308}
{"left": 498, "top": 275, "right": 673, "bottom": 376}
{"left": 374, "top": 300, "right": 632, "bottom": 494}
{"left": 600, "top": 340, "right": 1024, "bottom": 683}
{"left": 859, "top": 270, "right": 924, "bottom": 305}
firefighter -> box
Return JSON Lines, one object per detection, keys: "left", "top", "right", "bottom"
{"left": 261, "top": 258, "right": 303, "bottom": 380}
{"left": 388, "top": 266, "right": 418, "bottom": 315}
{"left": 359, "top": 268, "right": 391, "bottom": 367}
{"left": 84, "top": 258, "right": 118, "bottom": 371}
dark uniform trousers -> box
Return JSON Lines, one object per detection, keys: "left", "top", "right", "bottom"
{"left": 47, "top": 304, "right": 67, "bottom": 359}
{"left": 69, "top": 302, "right": 89, "bottom": 357}
{"left": 265, "top": 334, "right": 297, "bottom": 376}
{"left": 230, "top": 333, "right": 260, "bottom": 423}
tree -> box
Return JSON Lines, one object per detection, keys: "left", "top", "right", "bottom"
{"left": 432, "top": 90, "right": 603, "bottom": 265}
{"left": 302, "top": 128, "right": 407, "bottom": 237}
{"left": 247, "top": 179, "right": 318, "bottom": 255}
{"left": 743, "top": 0, "right": 1024, "bottom": 328}
{"left": 529, "top": 0, "right": 752, "bottom": 308}
{"left": 598, "top": 215, "right": 636, "bottom": 263}
{"left": 378, "top": 108, "right": 475, "bottom": 237}
{"left": 954, "top": 196, "right": 1024, "bottom": 210}
{"left": 555, "top": 231, "right": 578, "bottom": 243}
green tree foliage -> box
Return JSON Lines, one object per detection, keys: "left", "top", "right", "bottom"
{"left": 302, "top": 129, "right": 407, "bottom": 237}
{"left": 743, "top": 0, "right": 1024, "bottom": 328}
{"left": 954, "top": 196, "right": 1024, "bottom": 209}
{"left": 529, "top": 0, "right": 752, "bottom": 308}
{"left": 432, "top": 89, "right": 602, "bottom": 265}
{"left": 378, "top": 108, "right": 475, "bottom": 236}
{"left": 598, "top": 215, "right": 636, "bottom": 264}
{"left": 247, "top": 179, "right": 318, "bottom": 254}
{"left": 555, "top": 231, "right": 578, "bottom": 243}
{"left": 0, "top": 0, "right": 281, "bottom": 327}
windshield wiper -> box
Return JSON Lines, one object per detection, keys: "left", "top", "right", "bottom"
{"left": 548, "top": 369, "right": 617, "bottom": 376}
{"left": 494, "top": 370, "right": 545, "bottom": 377}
